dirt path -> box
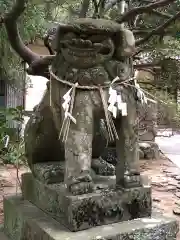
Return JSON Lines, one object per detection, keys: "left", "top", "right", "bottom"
{"left": 0, "top": 157, "right": 180, "bottom": 238}
{"left": 0, "top": 165, "right": 28, "bottom": 224}
{"left": 140, "top": 155, "right": 180, "bottom": 239}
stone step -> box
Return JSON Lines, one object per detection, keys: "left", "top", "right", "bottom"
{"left": 3, "top": 195, "right": 179, "bottom": 240}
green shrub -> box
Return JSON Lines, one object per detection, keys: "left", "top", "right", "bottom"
{"left": 0, "top": 106, "right": 26, "bottom": 165}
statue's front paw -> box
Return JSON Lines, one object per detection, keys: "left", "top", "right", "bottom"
{"left": 43, "top": 167, "right": 64, "bottom": 184}
{"left": 69, "top": 182, "right": 94, "bottom": 195}
{"left": 91, "top": 157, "right": 115, "bottom": 176}
{"left": 67, "top": 173, "right": 94, "bottom": 195}
{"left": 33, "top": 162, "right": 65, "bottom": 184}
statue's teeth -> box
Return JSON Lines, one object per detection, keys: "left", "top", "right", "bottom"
{"left": 67, "top": 48, "right": 95, "bottom": 57}
{"left": 72, "top": 38, "right": 77, "bottom": 44}
{"left": 79, "top": 39, "right": 84, "bottom": 44}
{"left": 93, "top": 43, "right": 103, "bottom": 49}
{"left": 84, "top": 40, "right": 92, "bottom": 46}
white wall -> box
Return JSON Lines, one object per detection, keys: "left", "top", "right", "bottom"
{"left": 22, "top": 74, "right": 48, "bottom": 135}
{"left": 25, "top": 75, "right": 48, "bottom": 111}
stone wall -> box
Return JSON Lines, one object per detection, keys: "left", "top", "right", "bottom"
{"left": 138, "top": 101, "right": 159, "bottom": 160}
{"left": 138, "top": 100, "right": 158, "bottom": 142}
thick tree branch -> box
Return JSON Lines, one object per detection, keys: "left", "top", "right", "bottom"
{"left": 134, "top": 63, "right": 160, "bottom": 69}
{"left": 136, "top": 11, "right": 180, "bottom": 46}
{"left": 3, "top": 0, "right": 40, "bottom": 64}
{"left": 1, "top": 0, "right": 55, "bottom": 77}
{"left": 132, "top": 28, "right": 169, "bottom": 35}
{"left": 136, "top": 68, "right": 157, "bottom": 75}
{"left": 150, "top": 9, "right": 173, "bottom": 18}
{"left": 117, "top": 0, "right": 176, "bottom": 23}
{"left": 26, "top": 55, "right": 55, "bottom": 77}
{"left": 142, "top": 0, "right": 173, "bottom": 17}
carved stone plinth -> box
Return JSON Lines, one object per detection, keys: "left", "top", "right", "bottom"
{"left": 2, "top": 195, "right": 179, "bottom": 240}
{"left": 21, "top": 172, "right": 151, "bottom": 232}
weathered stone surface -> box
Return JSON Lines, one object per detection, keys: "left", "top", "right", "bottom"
{"left": 3, "top": 195, "right": 178, "bottom": 240}
{"left": 24, "top": 18, "right": 141, "bottom": 195}
{"left": 32, "top": 161, "right": 65, "bottom": 184}
{"left": 139, "top": 142, "right": 159, "bottom": 160}
{"left": 21, "top": 173, "right": 152, "bottom": 232}
{"left": 101, "top": 147, "right": 117, "bottom": 166}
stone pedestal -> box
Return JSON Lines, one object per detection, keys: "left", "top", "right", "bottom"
{"left": 1, "top": 195, "right": 179, "bottom": 240}
{"left": 1, "top": 173, "right": 179, "bottom": 240}
{"left": 21, "top": 173, "right": 151, "bottom": 232}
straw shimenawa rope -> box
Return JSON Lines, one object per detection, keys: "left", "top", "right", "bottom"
{"left": 49, "top": 66, "right": 123, "bottom": 142}
{"left": 49, "top": 66, "right": 160, "bottom": 142}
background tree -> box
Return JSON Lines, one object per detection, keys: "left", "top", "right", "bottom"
{"left": 0, "top": 0, "right": 47, "bottom": 89}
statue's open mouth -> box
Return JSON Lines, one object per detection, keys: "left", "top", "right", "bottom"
{"left": 61, "top": 38, "right": 112, "bottom": 57}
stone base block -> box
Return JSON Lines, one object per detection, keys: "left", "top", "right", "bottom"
{"left": 21, "top": 173, "right": 151, "bottom": 232}
{"left": 3, "top": 195, "right": 179, "bottom": 240}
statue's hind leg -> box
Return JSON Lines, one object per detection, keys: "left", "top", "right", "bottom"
{"left": 24, "top": 89, "right": 65, "bottom": 183}
{"left": 24, "top": 85, "right": 115, "bottom": 185}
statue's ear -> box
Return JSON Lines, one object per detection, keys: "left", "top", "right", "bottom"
{"left": 115, "top": 29, "right": 136, "bottom": 58}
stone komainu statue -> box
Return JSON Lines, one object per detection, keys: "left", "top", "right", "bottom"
{"left": 24, "top": 18, "right": 140, "bottom": 195}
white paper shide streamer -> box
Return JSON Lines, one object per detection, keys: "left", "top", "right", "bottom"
{"left": 62, "top": 85, "right": 77, "bottom": 124}
{"left": 108, "top": 76, "right": 127, "bottom": 118}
